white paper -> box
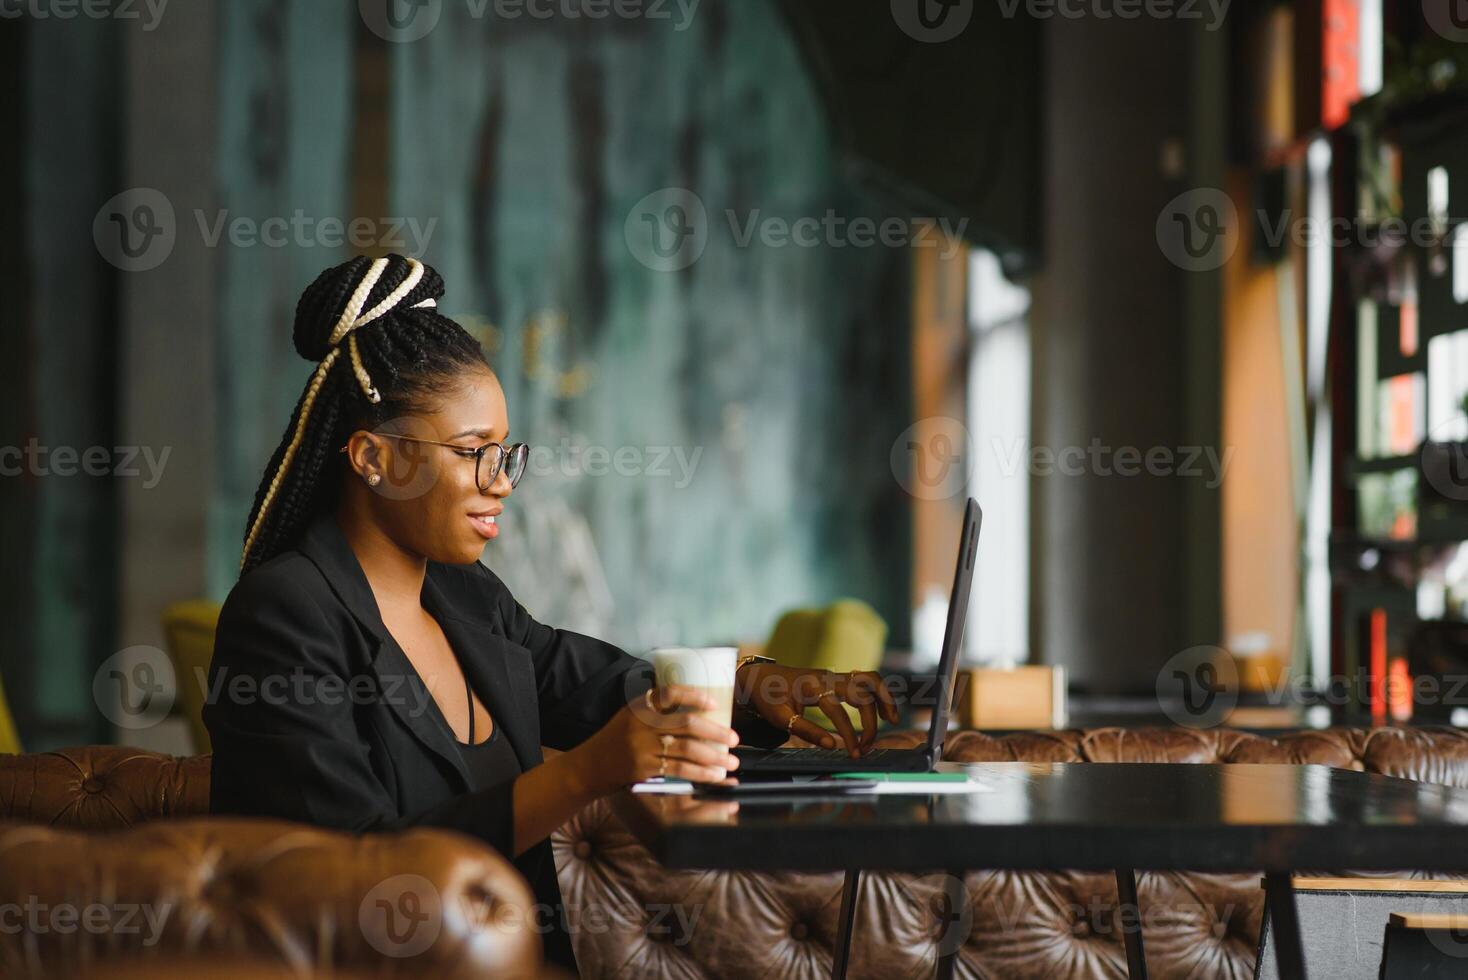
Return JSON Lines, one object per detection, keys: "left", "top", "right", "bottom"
{"left": 631, "top": 779, "right": 696, "bottom": 794}
{"left": 860, "top": 780, "right": 992, "bottom": 794}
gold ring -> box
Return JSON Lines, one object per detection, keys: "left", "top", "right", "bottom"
{"left": 786, "top": 713, "right": 800, "bottom": 732}
{"left": 660, "top": 733, "right": 674, "bottom": 752}
{"left": 818, "top": 689, "right": 837, "bottom": 699}
{"left": 644, "top": 687, "right": 657, "bottom": 712}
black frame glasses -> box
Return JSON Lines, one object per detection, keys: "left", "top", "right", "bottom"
{"left": 339, "top": 434, "right": 529, "bottom": 491}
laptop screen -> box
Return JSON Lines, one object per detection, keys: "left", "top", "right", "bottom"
{"left": 923, "top": 498, "right": 982, "bottom": 762}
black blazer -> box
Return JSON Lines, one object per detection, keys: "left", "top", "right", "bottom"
{"left": 204, "top": 510, "right": 785, "bottom": 973}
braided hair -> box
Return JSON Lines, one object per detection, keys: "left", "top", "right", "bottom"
{"left": 240, "top": 254, "right": 489, "bottom": 576}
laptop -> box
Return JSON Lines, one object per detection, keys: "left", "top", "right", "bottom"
{"left": 732, "top": 497, "right": 981, "bottom": 774}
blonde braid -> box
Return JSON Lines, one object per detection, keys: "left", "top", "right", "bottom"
{"left": 239, "top": 348, "right": 343, "bottom": 569}
{"left": 239, "top": 257, "right": 435, "bottom": 570}
{"left": 347, "top": 334, "right": 378, "bottom": 402}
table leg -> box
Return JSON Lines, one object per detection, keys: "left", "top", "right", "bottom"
{"left": 933, "top": 871, "right": 966, "bottom": 980}
{"left": 832, "top": 868, "right": 860, "bottom": 980}
{"left": 1115, "top": 868, "right": 1148, "bottom": 980}
{"left": 1263, "top": 872, "right": 1307, "bottom": 980}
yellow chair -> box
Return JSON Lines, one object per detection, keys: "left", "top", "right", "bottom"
{"left": 161, "top": 600, "right": 223, "bottom": 754}
{"left": 763, "top": 598, "right": 887, "bottom": 732}
{"left": 0, "top": 672, "right": 22, "bottom": 753}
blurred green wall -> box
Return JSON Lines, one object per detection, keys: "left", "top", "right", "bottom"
{"left": 5, "top": 0, "right": 913, "bottom": 748}
{"left": 210, "top": 0, "right": 913, "bottom": 651}
{"left": 3, "top": 15, "right": 121, "bottom": 748}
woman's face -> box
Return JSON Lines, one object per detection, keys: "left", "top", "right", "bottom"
{"left": 357, "top": 366, "right": 515, "bottom": 565}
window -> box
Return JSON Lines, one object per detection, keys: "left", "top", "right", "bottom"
{"left": 965, "top": 249, "right": 1030, "bottom": 663}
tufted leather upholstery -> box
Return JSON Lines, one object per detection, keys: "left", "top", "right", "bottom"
{"left": 0, "top": 816, "right": 545, "bottom": 980}
{"left": 7, "top": 728, "right": 1468, "bottom": 978}
{"left": 66, "top": 957, "right": 578, "bottom": 980}
{"left": 0, "top": 745, "right": 210, "bottom": 826}
{"left": 72, "top": 959, "right": 380, "bottom": 980}
{"left": 549, "top": 726, "right": 1468, "bottom": 979}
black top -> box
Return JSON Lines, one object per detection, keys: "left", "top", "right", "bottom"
{"left": 457, "top": 726, "right": 522, "bottom": 790}
{"left": 205, "top": 511, "right": 792, "bottom": 975}
{"left": 618, "top": 761, "right": 1468, "bottom": 873}
{"left": 456, "top": 673, "right": 521, "bottom": 791}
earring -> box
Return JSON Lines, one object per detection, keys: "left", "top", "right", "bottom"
{"left": 366, "top": 473, "right": 381, "bottom": 486}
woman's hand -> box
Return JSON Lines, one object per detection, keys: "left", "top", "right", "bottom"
{"left": 569, "top": 684, "right": 742, "bottom": 796}
{"left": 736, "top": 663, "right": 901, "bottom": 758}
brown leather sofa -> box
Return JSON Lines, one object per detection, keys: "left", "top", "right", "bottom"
{"left": 553, "top": 725, "right": 1468, "bottom": 979}
{"left": 72, "top": 960, "right": 380, "bottom": 980}
{"left": 0, "top": 751, "right": 548, "bottom": 979}
{"left": 6, "top": 726, "right": 1468, "bottom": 979}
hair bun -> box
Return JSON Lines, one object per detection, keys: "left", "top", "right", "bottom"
{"left": 291, "top": 254, "right": 445, "bottom": 362}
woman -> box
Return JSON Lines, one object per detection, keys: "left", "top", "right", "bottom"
{"left": 204, "top": 254, "right": 900, "bottom": 974}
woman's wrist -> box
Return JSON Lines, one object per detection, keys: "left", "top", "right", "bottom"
{"left": 511, "top": 745, "right": 607, "bottom": 855}
{"left": 560, "top": 738, "right": 613, "bottom": 800}
{"left": 734, "top": 654, "right": 775, "bottom": 704}
{"left": 734, "top": 664, "right": 752, "bottom": 704}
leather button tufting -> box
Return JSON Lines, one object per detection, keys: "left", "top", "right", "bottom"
{"left": 11, "top": 729, "right": 1461, "bottom": 980}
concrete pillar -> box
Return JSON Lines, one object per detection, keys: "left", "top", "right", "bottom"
{"left": 115, "top": 3, "right": 217, "bottom": 751}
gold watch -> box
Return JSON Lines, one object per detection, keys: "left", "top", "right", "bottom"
{"left": 735, "top": 654, "right": 775, "bottom": 676}
{"left": 733, "top": 654, "right": 774, "bottom": 719}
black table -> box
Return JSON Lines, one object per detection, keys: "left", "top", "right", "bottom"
{"left": 613, "top": 762, "right": 1468, "bottom": 980}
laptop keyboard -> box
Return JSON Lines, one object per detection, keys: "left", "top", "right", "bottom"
{"left": 744, "top": 747, "right": 903, "bottom": 761}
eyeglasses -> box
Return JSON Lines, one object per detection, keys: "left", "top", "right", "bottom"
{"left": 340, "top": 434, "right": 529, "bottom": 491}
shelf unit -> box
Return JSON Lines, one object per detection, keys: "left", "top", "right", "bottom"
{"left": 1335, "top": 72, "right": 1468, "bottom": 722}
